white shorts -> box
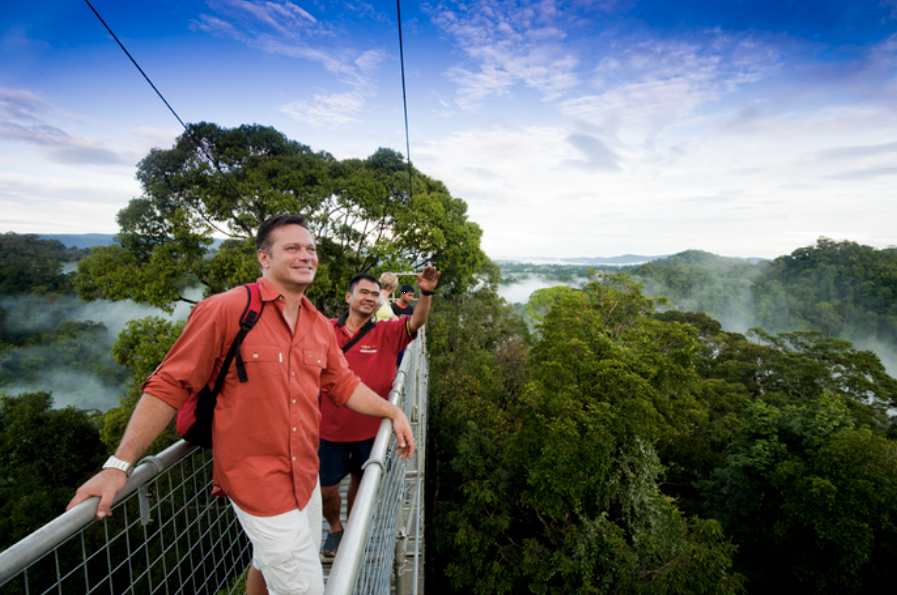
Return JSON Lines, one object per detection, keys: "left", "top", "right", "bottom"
{"left": 232, "top": 481, "right": 324, "bottom": 595}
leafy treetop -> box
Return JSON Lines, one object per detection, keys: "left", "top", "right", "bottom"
{"left": 75, "top": 123, "right": 486, "bottom": 315}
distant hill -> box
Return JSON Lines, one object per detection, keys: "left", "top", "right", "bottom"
{"left": 496, "top": 252, "right": 767, "bottom": 267}
{"left": 496, "top": 254, "right": 672, "bottom": 266}
{"left": 35, "top": 233, "right": 230, "bottom": 250}
{"left": 643, "top": 249, "right": 768, "bottom": 269}
{"left": 37, "top": 233, "right": 117, "bottom": 249}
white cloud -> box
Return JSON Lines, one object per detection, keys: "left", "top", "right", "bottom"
{"left": 192, "top": 1, "right": 390, "bottom": 124}
{"left": 415, "top": 64, "right": 897, "bottom": 260}
{"left": 0, "top": 86, "right": 130, "bottom": 166}
{"left": 126, "top": 126, "right": 181, "bottom": 154}
{"left": 0, "top": 169, "right": 138, "bottom": 234}
{"left": 280, "top": 92, "right": 366, "bottom": 126}
{"left": 355, "top": 49, "right": 388, "bottom": 72}
{"left": 558, "top": 34, "right": 781, "bottom": 158}
{"left": 198, "top": 0, "right": 320, "bottom": 39}
{"left": 425, "top": 0, "right": 581, "bottom": 109}
{"left": 191, "top": 1, "right": 385, "bottom": 85}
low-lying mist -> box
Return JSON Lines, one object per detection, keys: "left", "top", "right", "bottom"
{"left": 498, "top": 274, "right": 897, "bottom": 379}
{"left": 497, "top": 276, "right": 590, "bottom": 304}
{"left": 0, "top": 289, "right": 201, "bottom": 412}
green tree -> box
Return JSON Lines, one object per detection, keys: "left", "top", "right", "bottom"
{"left": 656, "top": 309, "right": 897, "bottom": 517}
{"left": 526, "top": 284, "right": 583, "bottom": 325}
{"left": 704, "top": 394, "right": 897, "bottom": 593}
{"left": 75, "top": 123, "right": 486, "bottom": 315}
{"left": 101, "top": 316, "right": 186, "bottom": 450}
{"left": 430, "top": 275, "right": 744, "bottom": 594}
{"left": 0, "top": 391, "right": 106, "bottom": 551}
{"left": 0, "top": 233, "right": 78, "bottom": 295}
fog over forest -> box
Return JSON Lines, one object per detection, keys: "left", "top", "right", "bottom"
{"left": 497, "top": 276, "right": 588, "bottom": 304}
{"left": 497, "top": 265, "right": 897, "bottom": 377}
{"left": 0, "top": 289, "right": 201, "bottom": 411}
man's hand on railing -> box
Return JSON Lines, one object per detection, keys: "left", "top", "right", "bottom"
{"left": 392, "top": 409, "right": 416, "bottom": 459}
{"left": 66, "top": 393, "right": 176, "bottom": 521}
{"left": 66, "top": 469, "right": 128, "bottom": 521}
{"left": 344, "top": 382, "right": 416, "bottom": 459}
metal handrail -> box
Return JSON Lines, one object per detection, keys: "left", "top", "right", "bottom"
{"left": 325, "top": 372, "right": 406, "bottom": 594}
{"left": 326, "top": 325, "right": 427, "bottom": 595}
{"left": 0, "top": 440, "right": 196, "bottom": 585}
{"left": 0, "top": 327, "right": 428, "bottom": 595}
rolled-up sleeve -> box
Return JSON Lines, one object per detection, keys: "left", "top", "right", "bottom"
{"left": 141, "top": 297, "right": 228, "bottom": 410}
{"left": 319, "top": 324, "right": 360, "bottom": 408}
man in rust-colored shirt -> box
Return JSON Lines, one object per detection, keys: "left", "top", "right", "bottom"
{"left": 68, "top": 215, "right": 415, "bottom": 595}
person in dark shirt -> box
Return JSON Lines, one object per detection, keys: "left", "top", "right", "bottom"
{"left": 391, "top": 284, "right": 415, "bottom": 317}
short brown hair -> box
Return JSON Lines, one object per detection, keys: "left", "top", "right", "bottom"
{"left": 379, "top": 272, "right": 398, "bottom": 293}
{"left": 256, "top": 215, "right": 310, "bottom": 252}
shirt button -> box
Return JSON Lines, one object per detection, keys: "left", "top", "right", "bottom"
{"left": 291, "top": 371, "right": 295, "bottom": 377}
{"left": 292, "top": 399, "right": 296, "bottom": 404}
{"left": 292, "top": 427, "right": 297, "bottom": 432}
{"left": 253, "top": 353, "right": 258, "bottom": 359}
{"left": 292, "top": 457, "right": 296, "bottom": 461}
{"left": 317, "top": 359, "right": 321, "bottom": 363}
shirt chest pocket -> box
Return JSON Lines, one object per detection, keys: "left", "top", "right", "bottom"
{"left": 235, "top": 346, "right": 284, "bottom": 400}
{"left": 243, "top": 345, "right": 283, "bottom": 364}
{"left": 301, "top": 350, "right": 327, "bottom": 382}
{"left": 303, "top": 351, "right": 326, "bottom": 368}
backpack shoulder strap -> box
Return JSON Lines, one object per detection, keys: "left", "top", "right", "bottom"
{"left": 211, "top": 283, "right": 264, "bottom": 396}
{"left": 232, "top": 283, "right": 264, "bottom": 384}
{"left": 341, "top": 318, "right": 377, "bottom": 353}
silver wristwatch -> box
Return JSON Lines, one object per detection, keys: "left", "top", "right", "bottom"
{"left": 102, "top": 455, "right": 134, "bottom": 477}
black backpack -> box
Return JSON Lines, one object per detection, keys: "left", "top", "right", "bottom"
{"left": 176, "top": 283, "right": 264, "bottom": 448}
{"left": 176, "top": 287, "right": 377, "bottom": 448}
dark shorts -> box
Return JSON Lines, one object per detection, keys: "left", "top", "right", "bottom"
{"left": 318, "top": 438, "right": 376, "bottom": 487}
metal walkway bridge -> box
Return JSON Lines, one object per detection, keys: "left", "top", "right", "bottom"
{"left": 0, "top": 328, "right": 429, "bottom": 595}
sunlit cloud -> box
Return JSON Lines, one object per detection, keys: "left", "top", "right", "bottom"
{"left": 826, "top": 165, "right": 897, "bottom": 181}
{"left": 191, "top": 0, "right": 385, "bottom": 85}
{"left": 192, "top": 0, "right": 389, "bottom": 123}
{"left": 0, "top": 87, "right": 126, "bottom": 166}
{"left": 280, "top": 92, "right": 366, "bottom": 126}
{"left": 195, "top": 0, "right": 322, "bottom": 39}
{"left": 816, "top": 141, "right": 897, "bottom": 160}
{"left": 425, "top": 0, "right": 582, "bottom": 109}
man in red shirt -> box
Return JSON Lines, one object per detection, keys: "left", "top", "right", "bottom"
{"left": 318, "top": 268, "right": 438, "bottom": 557}
{"left": 67, "top": 215, "right": 415, "bottom": 595}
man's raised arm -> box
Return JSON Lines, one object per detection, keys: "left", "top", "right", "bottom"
{"left": 407, "top": 266, "right": 440, "bottom": 334}
{"left": 66, "top": 393, "right": 177, "bottom": 520}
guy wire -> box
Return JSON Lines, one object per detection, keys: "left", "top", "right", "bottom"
{"left": 396, "top": 0, "right": 415, "bottom": 215}
{"left": 83, "top": 0, "right": 245, "bottom": 209}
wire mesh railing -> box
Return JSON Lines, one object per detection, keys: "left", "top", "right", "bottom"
{"left": 332, "top": 326, "right": 427, "bottom": 595}
{"left": 0, "top": 326, "right": 427, "bottom": 595}
{"left": 0, "top": 443, "right": 251, "bottom": 595}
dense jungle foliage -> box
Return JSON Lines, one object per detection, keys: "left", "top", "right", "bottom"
{"left": 629, "top": 240, "right": 897, "bottom": 361}
{"left": 0, "top": 234, "right": 120, "bottom": 551}
{"left": 0, "top": 233, "right": 127, "bottom": 403}
{"left": 427, "top": 269, "right": 897, "bottom": 594}
{"left": 3, "top": 124, "right": 897, "bottom": 593}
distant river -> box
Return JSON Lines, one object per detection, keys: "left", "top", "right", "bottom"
{"left": 497, "top": 277, "right": 585, "bottom": 304}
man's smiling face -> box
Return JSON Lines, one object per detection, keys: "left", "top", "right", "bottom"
{"left": 346, "top": 279, "right": 381, "bottom": 317}
{"left": 258, "top": 224, "right": 318, "bottom": 293}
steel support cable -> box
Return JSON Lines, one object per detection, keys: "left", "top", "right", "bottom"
{"left": 83, "top": 0, "right": 247, "bottom": 212}
{"left": 396, "top": 0, "right": 415, "bottom": 216}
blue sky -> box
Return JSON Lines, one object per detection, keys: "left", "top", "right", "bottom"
{"left": 2, "top": 0, "right": 896, "bottom": 260}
